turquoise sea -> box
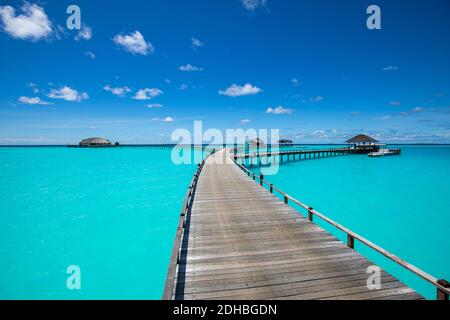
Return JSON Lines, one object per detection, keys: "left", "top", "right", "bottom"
{"left": 0, "top": 145, "right": 449, "bottom": 299}
{"left": 249, "top": 145, "right": 450, "bottom": 299}
{"left": 0, "top": 147, "right": 200, "bottom": 299}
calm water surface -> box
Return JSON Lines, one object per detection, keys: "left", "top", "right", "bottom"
{"left": 0, "top": 147, "right": 200, "bottom": 299}
{"left": 1, "top": 146, "right": 448, "bottom": 299}
{"left": 249, "top": 145, "right": 450, "bottom": 299}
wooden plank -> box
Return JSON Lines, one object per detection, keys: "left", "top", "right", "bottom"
{"left": 166, "top": 149, "right": 423, "bottom": 300}
{"left": 275, "top": 281, "right": 410, "bottom": 300}
{"left": 177, "top": 261, "right": 379, "bottom": 291}
{"left": 181, "top": 252, "right": 365, "bottom": 278}
{"left": 177, "top": 262, "right": 381, "bottom": 294}
{"left": 179, "top": 272, "right": 399, "bottom": 300}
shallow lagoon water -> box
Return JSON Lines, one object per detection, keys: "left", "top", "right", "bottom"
{"left": 249, "top": 145, "right": 450, "bottom": 299}
{"left": 0, "top": 147, "right": 199, "bottom": 299}
{"left": 1, "top": 145, "right": 449, "bottom": 299}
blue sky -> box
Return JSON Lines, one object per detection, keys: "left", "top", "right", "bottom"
{"left": 0, "top": 0, "right": 449, "bottom": 144}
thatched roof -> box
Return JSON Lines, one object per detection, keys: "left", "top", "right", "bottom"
{"left": 346, "top": 134, "right": 378, "bottom": 143}
{"left": 79, "top": 137, "right": 112, "bottom": 146}
{"left": 249, "top": 138, "right": 264, "bottom": 145}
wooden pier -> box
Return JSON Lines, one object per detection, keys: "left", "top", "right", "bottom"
{"left": 233, "top": 147, "right": 353, "bottom": 167}
{"left": 163, "top": 149, "right": 449, "bottom": 300}
{"left": 234, "top": 147, "right": 353, "bottom": 160}
{"left": 67, "top": 144, "right": 209, "bottom": 150}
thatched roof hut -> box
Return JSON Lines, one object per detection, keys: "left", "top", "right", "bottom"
{"left": 278, "top": 139, "right": 293, "bottom": 146}
{"left": 79, "top": 137, "right": 112, "bottom": 147}
{"left": 249, "top": 138, "right": 264, "bottom": 146}
{"left": 346, "top": 134, "right": 381, "bottom": 154}
{"left": 346, "top": 134, "right": 378, "bottom": 144}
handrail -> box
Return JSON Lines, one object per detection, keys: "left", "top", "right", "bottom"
{"left": 232, "top": 158, "right": 450, "bottom": 300}
{"left": 234, "top": 147, "right": 352, "bottom": 159}
{"left": 162, "top": 153, "right": 211, "bottom": 300}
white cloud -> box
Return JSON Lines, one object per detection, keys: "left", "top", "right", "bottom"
{"left": 18, "top": 96, "right": 51, "bottom": 105}
{"left": 240, "top": 119, "right": 251, "bottom": 124}
{"left": 376, "top": 107, "right": 425, "bottom": 120}
{"left": 113, "top": 31, "right": 153, "bottom": 55}
{"left": 179, "top": 64, "right": 203, "bottom": 72}
{"left": 219, "top": 83, "right": 262, "bottom": 97}
{"left": 178, "top": 83, "right": 188, "bottom": 91}
{"left": 0, "top": 3, "right": 52, "bottom": 41}
{"left": 241, "top": 0, "right": 267, "bottom": 11}
{"left": 383, "top": 66, "right": 399, "bottom": 71}
{"left": 266, "top": 106, "right": 294, "bottom": 114}
{"left": 309, "top": 96, "right": 323, "bottom": 103}
{"left": 27, "top": 82, "right": 39, "bottom": 93}
{"left": 389, "top": 101, "right": 401, "bottom": 106}
{"left": 85, "top": 51, "right": 95, "bottom": 59}
{"left": 291, "top": 78, "right": 300, "bottom": 87}
{"left": 152, "top": 116, "right": 174, "bottom": 122}
{"left": 133, "top": 88, "right": 163, "bottom": 100}
{"left": 47, "top": 86, "right": 88, "bottom": 102}
{"left": 75, "top": 24, "right": 92, "bottom": 41}
{"left": 53, "top": 24, "right": 68, "bottom": 40}
{"left": 191, "top": 37, "right": 204, "bottom": 49}
{"left": 311, "top": 130, "right": 327, "bottom": 138}
{"left": 165, "top": 79, "right": 171, "bottom": 84}
{"left": 103, "top": 85, "right": 131, "bottom": 97}
{"left": 376, "top": 115, "right": 393, "bottom": 120}
{"left": 147, "top": 103, "right": 162, "bottom": 108}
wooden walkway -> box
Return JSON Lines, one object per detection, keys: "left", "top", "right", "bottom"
{"left": 233, "top": 147, "right": 352, "bottom": 160}
{"left": 165, "top": 149, "right": 425, "bottom": 300}
{"left": 234, "top": 147, "right": 354, "bottom": 168}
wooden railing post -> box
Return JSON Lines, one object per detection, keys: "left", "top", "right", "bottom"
{"left": 347, "top": 234, "right": 355, "bottom": 249}
{"left": 308, "top": 207, "right": 313, "bottom": 221}
{"left": 437, "top": 279, "right": 450, "bottom": 300}
{"left": 260, "top": 174, "right": 264, "bottom": 186}
{"left": 270, "top": 184, "right": 273, "bottom": 193}
{"left": 181, "top": 211, "right": 186, "bottom": 228}
{"left": 252, "top": 173, "right": 256, "bottom": 180}
{"left": 284, "top": 195, "right": 288, "bottom": 204}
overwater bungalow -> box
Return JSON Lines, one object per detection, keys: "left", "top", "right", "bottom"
{"left": 278, "top": 139, "right": 293, "bottom": 146}
{"left": 346, "top": 134, "right": 382, "bottom": 154}
{"left": 249, "top": 138, "right": 264, "bottom": 147}
{"left": 79, "top": 137, "right": 114, "bottom": 148}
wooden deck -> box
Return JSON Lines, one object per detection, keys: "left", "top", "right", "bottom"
{"left": 167, "top": 149, "right": 423, "bottom": 300}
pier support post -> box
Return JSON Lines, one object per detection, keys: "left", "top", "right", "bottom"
{"left": 260, "top": 174, "right": 264, "bottom": 186}
{"left": 347, "top": 235, "right": 355, "bottom": 249}
{"left": 308, "top": 207, "right": 313, "bottom": 221}
{"left": 437, "top": 279, "right": 450, "bottom": 300}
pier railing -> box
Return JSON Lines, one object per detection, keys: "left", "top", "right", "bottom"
{"left": 162, "top": 156, "right": 209, "bottom": 300}
{"left": 233, "top": 159, "right": 450, "bottom": 300}
{"left": 233, "top": 147, "right": 353, "bottom": 160}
